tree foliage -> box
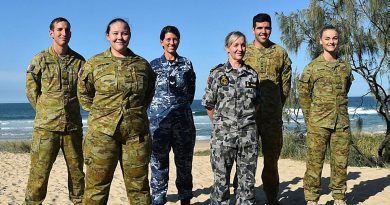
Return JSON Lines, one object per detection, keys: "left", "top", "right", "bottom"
{"left": 276, "top": 0, "right": 389, "bottom": 160}
{"left": 283, "top": 68, "right": 302, "bottom": 130}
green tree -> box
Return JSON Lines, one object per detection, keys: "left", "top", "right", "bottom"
{"left": 283, "top": 68, "right": 302, "bottom": 132}
{"left": 276, "top": 0, "right": 389, "bottom": 159}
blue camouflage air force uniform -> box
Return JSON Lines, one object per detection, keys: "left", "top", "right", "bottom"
{"left": 202, "top": 62, "right": 261, "bottom": 205}
{"left": 148, "top": 55, "right": 196, "bottom": 205}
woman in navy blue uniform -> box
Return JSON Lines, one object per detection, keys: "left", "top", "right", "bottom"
{"left": 148, "top": 25, "right": 196, "bottom": 205}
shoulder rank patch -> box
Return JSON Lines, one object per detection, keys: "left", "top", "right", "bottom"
{"left": 26, "top": 64, "right": 35, "bottom": 72}
{"left": 219, "top": 75, "right": 229, "bottom": 86}
{"left": 245, "top": 81, "right": 257, "bottom": 88}
{"left": 210, "top": 63, "right": 224, "bottom": 73}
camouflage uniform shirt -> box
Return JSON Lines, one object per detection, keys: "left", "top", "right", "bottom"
{"left": 148, "top": 55, "right": 196, "bottom": 133}
{"left": 244, "top": 42, "right": 292, "bottom": 122}
{"left": 298, "top": 55, "right": 354, "bottom": 129}
{"left": 202, "top": 62, "right": 261, "bottom": 147}
{"left": 77, "top": 49, "right": 155, "bottom": 136}
{"left": 26, "top": 46, "right": 85, "bottom": 131}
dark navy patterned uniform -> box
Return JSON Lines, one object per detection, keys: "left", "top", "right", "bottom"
{"left": 148, "top": 55, "right": 196, "bottom": 204}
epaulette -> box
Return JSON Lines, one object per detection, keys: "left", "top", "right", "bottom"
{"left": 209, "top": 63, "right": 224, "bottom": 73}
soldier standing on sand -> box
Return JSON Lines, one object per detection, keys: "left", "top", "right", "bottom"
{"left": 234, "top": 13, "right": 292, "bottom": 205}
{"left": 148, "top": 25, "right": 196, "bottom": 205}
{"left": 298, "top": 25, "right": 353, "bottom": 205}
{"left": 203, "top": 31, "right": 261, "bottom": 205}
{"left": 24, "top": 17, "right": 85, "bottom": 205}
{"left": 78, "top": 18, "right": 155, "bottom": 205}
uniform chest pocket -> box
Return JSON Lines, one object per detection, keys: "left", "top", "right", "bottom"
{"left": 175, "top": 68, "right": 189, "bottom": 88}
{"left": 265, "top": 61, "right": 280, "bottom": 82}
{"left": 95, "top": 73, "right": 117, "bottom": 94}
{"left": 41, "top": 66, "right": 60, "bottom": 92}
{"left": 313, "top": 70, "right": 333, "bottom": 94}
{"left": 67, "top": 66, "right": 78, "bottom": 87}
{"left": 217, "top": 84, "right": 235, "bottom": 102}
{"left": 124, "top": 67, "right": 148, "bottom": 95}
{"left": 154, "top": 69, "right": 168, "bottom": 87}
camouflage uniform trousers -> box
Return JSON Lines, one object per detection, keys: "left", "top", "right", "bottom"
{"left": 259, "top": 120, "right": 283, "bottom": 203}
{"left": 150, "top": 109, "right": 196, "bottom": 205}
{"left": 304, "top": 125, "right": 350, "bottom": 202}
{"left": 210, "top": 130, "right": 258, "bottom": 205}
{"left": 24, "top": 128, "right": 84, "bottom": 205}
{"left": 233, "top": 120, "right": 283, "bottom": 204}
{"left": 83, "top": 120, "right": 151, "bottom": 205}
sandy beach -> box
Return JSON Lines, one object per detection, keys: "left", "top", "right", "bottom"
{"left": 0, "top": 140, "right": 389, "bottom": 205}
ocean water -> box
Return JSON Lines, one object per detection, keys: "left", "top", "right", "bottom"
{"left": 0, "top": 97, "right": 386, "bottom": 140}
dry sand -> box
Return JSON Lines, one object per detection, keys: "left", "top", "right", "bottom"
{"left": 0, "top": 140, "right": 389, "bottom": 205}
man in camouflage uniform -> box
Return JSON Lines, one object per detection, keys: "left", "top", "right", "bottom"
{"left": 234, "top": 13, "right": 292, "bottom": 205}
{"left": 148, "top": 26, "right": 196, "bottom": 205}
{"left": 298, "top": 25, "right": 353, "bottom": 205}
{"left": 24, "top": 17, "right": 85, "bottom": 205}
{"left": 77, "top": 18, "right": 156, "bottom": 205}
{"left": 203, "top": 31, "right": 261, "bottom": 204}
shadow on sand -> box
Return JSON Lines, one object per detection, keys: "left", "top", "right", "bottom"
{"left": 166, "top": 171, "right": 390, "bottom": 204}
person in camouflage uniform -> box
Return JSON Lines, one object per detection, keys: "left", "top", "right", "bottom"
{"left": 233, "top": 13, "right": 292, "bottom": 205}
{"left": 24, "top": 17, "right": 85, "bottom": 205}
{"left": 202, "top": 31, "right": 261, "bottom": 205}
{"left": 298, "top": 25, "right": 353, "bottom": 205}
{"left": 77, "top": 18, "right": 155, "bottom": 205}
{"left": 148, "top": 26, "right": 196, "bottom": 205}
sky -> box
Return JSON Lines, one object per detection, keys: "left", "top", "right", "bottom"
{"left": 0, "top": 0, "right": 371, "bottom": 103}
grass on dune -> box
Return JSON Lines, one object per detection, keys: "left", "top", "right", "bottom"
{"left": 194, "top": 132, "right": 389, "bottom": 168}
{"left": 0, "top": 140, "right": 31, "bottom": 153}
{"left": 1, "top": 133, "right": 388, "bottom": 167}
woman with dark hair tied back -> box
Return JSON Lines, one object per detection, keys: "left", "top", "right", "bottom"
{"left": 148, "top": 25, "right": 196, "bottom": 205}
{"left": 77, "top": 18, "right": 155, "bottom": 205}
{"left": 202, "top": 31, "right": 261, "bottom": 205}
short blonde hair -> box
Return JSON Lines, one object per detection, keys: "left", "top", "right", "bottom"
{"left": 224, "top": 31, "right": 247, "bottom": 48}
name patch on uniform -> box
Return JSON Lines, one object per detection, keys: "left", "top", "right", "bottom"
{"left": 26, "top": 64, "right": 35, "bottom": 72}
{"left": 219, "top": 75, "right": 229, "bottom": 86}
{"left": 245, "top": 81, "right": 257, "bottom": 88}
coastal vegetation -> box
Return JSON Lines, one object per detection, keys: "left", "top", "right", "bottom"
{"left": 0, "top": 132, "right": 387, "bottom": 167}
{"left": 281, "top": 132, "right": 388, "bottom": 167}
{"left": 193, "top": 132, "right": 389, "bottom": 168}
{"left": 0, "top": 140, "right": 31, "bottom": 153}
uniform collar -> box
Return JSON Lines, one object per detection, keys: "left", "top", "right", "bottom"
{"left": 48, "top": 46, "right": 73, "bottom": 59}
{"left": 224, "top": 62, "right": 234, "bottom": 73}
{"left": 249, "top": 41, "right": 276, "bottom": 54}
{"left": 224, "top": 61, "right": 250, "bottom": 75}
{"left": 160, "top": 54, "right": 184, "bottom": 65}
{"left": 103, "top": 48, "right": 136, "bottom": 60}
{"left": 316, "top": 54, "right": 342, "bottom": 68}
